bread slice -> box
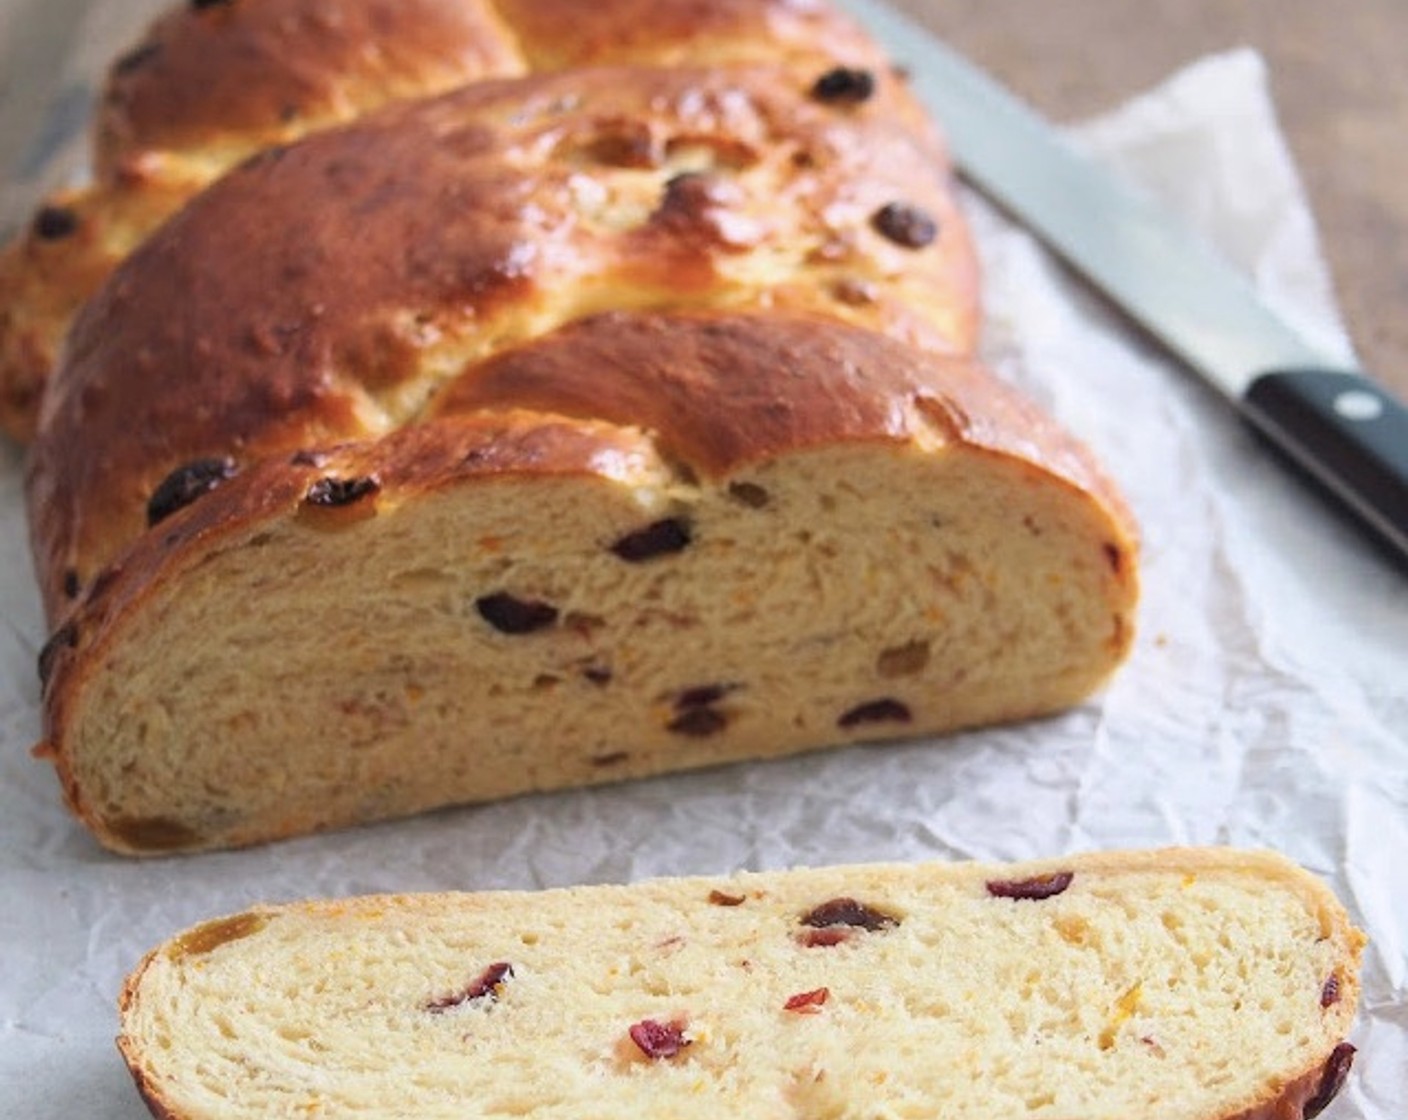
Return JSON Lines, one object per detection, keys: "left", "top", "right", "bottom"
{"left": 117, "top": 848, "right": 1365, "bottom": 1120}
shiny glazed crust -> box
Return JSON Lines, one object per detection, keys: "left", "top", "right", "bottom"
{"left": 23, "top": 0, "right": 1140, "bottom": 853}
{"left": 114, "top": 849, "right": 1365, "bottom": 1120}
{"left": 0, "top": 0, "right": 886, "bottom": 440}
{"left": 28, "top": 62, "right": 977, "bottom": 611}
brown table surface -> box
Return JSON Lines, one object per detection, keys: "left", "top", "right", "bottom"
{"left": 2, "top": 0, "right": 1404, "bottom": 397}
{"left": 894, "top": 0, "right": 1408, "bottom": 398}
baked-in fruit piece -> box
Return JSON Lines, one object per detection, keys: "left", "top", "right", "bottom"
{"left": 117, "top": 849, "right": 1365, "bottom": 1120}
{"left": 0, "top": 0, "right": 887, "bottom": 441}
{"left": 27, "top": 5, "right": 1137, "bottom": 854}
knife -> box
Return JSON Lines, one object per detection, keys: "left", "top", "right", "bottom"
{"left": 842, "top": 0, "right": 1408, "bottom": 567}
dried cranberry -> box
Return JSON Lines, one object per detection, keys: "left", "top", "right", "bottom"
{"left": 727, "top": 481, "right": 770, "bottom": 508}
{"left": 667, "top": 708, "right": 728, "bottom": 737}
{"left": 37, "top": 621, "right": 78, "bottom": 688}
{"left": 877, "top": 640, "right": 929, "bottom": 678}
{"left": 425, "top": 962, "right": 514, "bottom": 1012}
{"left": 466, "top": 961, "right": 514, "bottom": 999}
{"left": 1303, "top": 1042, "right": 1355, "bottom": 1119}
{"left": 611, "top": 518, "right": 692, "bottom": 562}
{"left": 784, "top": 988, "right": 830, "bottom": 1012}
{"left": 985, "top": 871, "right": 1074, "bottom": 901}
{"left": 708, "top": 890, "right": 746, "bottom": 907}
{"left": 476, "top": 593, "right": 559, "bottom": 635}
{"left": 811, "top": 67, "right": 876, "bottom": 104}
{"left": 147, "top": 458, "right": 238, "bottom": 526}
{"left": 657, "top": 172, "right": 720, "bottom": 218}
{"left": 872, "top": 202, "right": 938, "bottom": 249}
{"left": 830, "top": 277, "right": 879, "bottom": 306}
{"left": 582, "top": 127, "right": 660, "bottom": 169}
{"left": 1321, "top": 974, "right": 1342, "bottom": 1008}
{"left": 581, "top": 666, "right": 613, "bottom": 686}
{"left": 838, "top": 699, "right": 911, "bottom": 729}
{"left": 675, "top": 683, "right": 736, "bottom": 709}
{"left": 798, "top": 928, "right": 851, "bottom": 948}
{"left": 33, "top": 206, "right": 79, "bottom": 240}
{"left": 628, "top": 1019, "right": 690, "bottom": 1059}
{"left": 564, "top": 612, "right": 606, "bottom": 637}
{"left": 304, "top": 475, "right": 380, "bottom": 508}
{"left": 801, "top": 898, "right": 898, "bottom": 932}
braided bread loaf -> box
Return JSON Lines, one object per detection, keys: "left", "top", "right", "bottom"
{"left": 22, "top": 0, "right": 1139, "bottom": 853}
{"left": 117, "top": 849, "right": 1364, "bottom": 1120}
{"left": 0, "top": 0, "right": 890, "bottom": 440}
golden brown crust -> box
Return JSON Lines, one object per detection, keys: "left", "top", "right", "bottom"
{"left": 95, "top": 0, "right": 879, "bottom": 175}
{"left": 1223, "top": 1044, "right": 1356, "bottom": 1120}
{"left": 116, "top": 951, "right": 186, "bottom": 1120}
{"left": 0, "top": 0, "right": 897, "bottom": 444}
{"left": 28, "top": 63, "right": 978, "bottom": 618}
{"left": 488, "top": 0, "right": 886, "bottom": 71}
{"left": 0, "top": 203, "right": 101, "bottom": 441}
{"left": 94, "top": 0, "right": 525, "bottom": 177}
{"left": 3, "top": 0, "right": 529, "bottom": 443}
{"left": 0, "top": 180, "right": 183, "bottom": 442}
{"left": 432, "top": 310, "right": 1121, "bottom": 505}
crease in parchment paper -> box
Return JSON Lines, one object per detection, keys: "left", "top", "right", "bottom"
{"left": 0, "top": 43, "right": 1402, "bottom": 1119}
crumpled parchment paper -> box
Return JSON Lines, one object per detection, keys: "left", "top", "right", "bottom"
{"left": 0, "top": 11, "right": 1403, "bottom": 1115}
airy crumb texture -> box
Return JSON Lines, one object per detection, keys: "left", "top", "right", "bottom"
{"left": 118, "top": 849, "right": 1365, "bottom": 1120}
{"left": 41, "top": 316, "right": 1137, "bottom": 854}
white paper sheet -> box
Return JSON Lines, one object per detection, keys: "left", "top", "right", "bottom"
{"left": 0, "top": 26, "right": 1403, "bottom": 1119}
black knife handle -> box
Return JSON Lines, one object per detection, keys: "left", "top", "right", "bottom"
{"left": 1241, "top": 368, "right": 1408, "bottom": 566}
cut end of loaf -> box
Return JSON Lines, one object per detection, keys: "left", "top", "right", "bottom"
{"left": 115, "top": 849, "right": 1365, "bottom": 1120}
{"left": 45, "top": 388, "right": 1136, "bottom": 853}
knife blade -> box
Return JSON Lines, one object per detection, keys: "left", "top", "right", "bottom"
{"left": 841, "top": 0, "right": 1408, "bottom": 566}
